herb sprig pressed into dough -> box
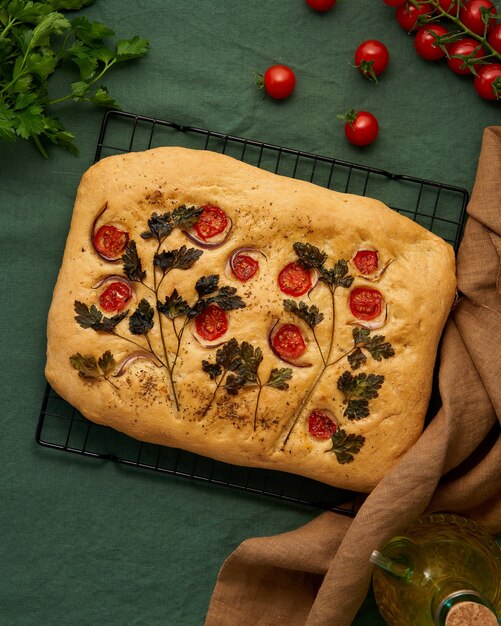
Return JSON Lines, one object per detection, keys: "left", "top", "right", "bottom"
{"left": 201, "top": 338, "right": 293, "bottom": 429}
{"left": 280, "top": 242, "right": 395, "bottom": 454}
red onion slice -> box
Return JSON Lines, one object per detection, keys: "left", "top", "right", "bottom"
{"left": 114, "top": 352, "right": 162, "bottom": 377}
{"left": 306, "top": 268, "right": 320, "bottom": 299}
{"left": 91, "top": 204, "right": 129, "bottom": 262}
{"left": 184, "top": 215, "right": 233, "bottom": 249}
{"left": 348, "top": 305, "right": 388, "bottom": 330}
{"left": 91, "top": 275, "right": 133, "bottom": 290}
{"left": 190, "top": 325, "right": 228, "bottom": 348}
{"left": 268, "top": 320, "right": 312, "bottom": 367}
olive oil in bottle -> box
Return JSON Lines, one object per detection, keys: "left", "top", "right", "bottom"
{"left": 370, "top": 513, "right": 501, "bottom": 626}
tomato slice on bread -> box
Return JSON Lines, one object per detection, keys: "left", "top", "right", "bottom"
{"left": 278, "top": 261, "right": 312, "bottom": 297}
{"left": 308, "top": 410, "right": 337, "bottom": 440}
{"left": 98, "top": 281, "right": 132, "bottom": 313}
{"left": 353, "top": 250, "right": 378, "bottom": 275}
{"left": 195, "top": 304, "right": 229, "bottom": 342}
{"left": 232, "top": 253, "right": 259, "bottom": 282}
{"left": 194, "top": 205, "right": 229, "bottom": 241}
{"left": 349, "top": 287, "right": 384, "bottom": 321}
{"left": 93, "top": 224, "right": 129, "bottom": 261}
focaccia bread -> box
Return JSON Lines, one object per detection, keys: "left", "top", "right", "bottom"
{"left": 45, "top": 147, "right": 456, "bottom": 493}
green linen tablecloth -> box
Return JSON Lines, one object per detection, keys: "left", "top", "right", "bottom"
{"left": 1, "top": 1, "right": 499, "bottom": 625}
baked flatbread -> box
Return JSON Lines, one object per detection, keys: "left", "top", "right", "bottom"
{"left": 45, "top": 147, "right": 456, "bottom": 492}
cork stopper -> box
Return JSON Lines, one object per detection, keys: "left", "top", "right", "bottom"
{"left": 445, "top": 601, "right": 498, "bottom": 626}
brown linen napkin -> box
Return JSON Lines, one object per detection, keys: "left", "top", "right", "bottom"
{"left": 205, "top": 126, "right": 501, "bottom": 626}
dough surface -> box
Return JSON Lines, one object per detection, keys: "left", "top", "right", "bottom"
{"left": 45, "top": 147, "right": 456, "bottom": 492}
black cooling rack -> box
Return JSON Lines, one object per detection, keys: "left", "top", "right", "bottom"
{"left": 36, "top": 110, "right": 469, "bottom": 516}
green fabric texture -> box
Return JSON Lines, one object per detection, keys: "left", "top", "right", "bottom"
{"left": 0, "top": 1, "right": 499, "bottom": 625}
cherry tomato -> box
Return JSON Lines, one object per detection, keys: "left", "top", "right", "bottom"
{"left": 354, "top": 40, "right": 390, "bottom": 82}
{"left": 438, "top": 0, "right": 457, "bottom": 13}
{"left": 278, "top": 261, "right": 312, "bottom": 296}
{"left": 195, "top": 305, "right": 229, "bottom": 341}
{"left": 93, "top": 224, "right": 129, "bottom": 261}
{"left": 353, "top": 250, "right": 378, "bottom": 274}
{"left": 396, "top": 2, "right": 434, "bottom": 31}
{"left": 349, "top": 287, "right": 384, "bottom": 321}
{"left": 272, "top": 324, "right": 307, "bottom": 361}
{"left": 194, "top": 205, "right": 228, "bottom": 241}
{"left": 341, "top": 110, "right": 379, "bottom": 147}
{"left": 487, "top": 24, "right": 501, "bottom": 54}
{"left": 98, "top": 281, "right": 132, "bottom": 313}
{"left": 414, "top": 24, "right": 449, "bottom": 61}
{"left": 308, "top": 410, "right": 337, "bottom": 440}
{"left": 306, "top": 0, "right": 336, "bottom": 11}
{"left": 231, "top": 253, "right": 259, "bottom": 282}
{"left": 459, "top": 0, "right": 497, "bottom": 35}
{"left": 383, "top": 0, "right": 407, "bottom": 6}
{"left": 473, "top": 63, "right": 501, "bottom": 100}
{"left": 263, "top": 64, "right": 296, "bottom": 99}
{"left": 447, "top": 38, "right": 486, "bottom": 75}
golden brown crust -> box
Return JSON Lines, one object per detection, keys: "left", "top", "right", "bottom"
{"left": 45, "top": 147, "right": 456, "bottom": 492}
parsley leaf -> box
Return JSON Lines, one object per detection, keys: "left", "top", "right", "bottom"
{"left": 154, "top": 246, "right": 203, "bottom": 273}
{"left": 266, "top": 368, "right": 293, "bottom": 390}
{"left": 172, "top": 204, "right": 204, "bottom": 229}
{"left": 122, "top": 240, "right": 146, "bottom": 283}
{"left": 129, "top": 298, "right": 154, "bottom": 335}
{"left": 337, "top": 371, "right": 384, "bottom": 400}
{"left": 347, "top": 347, "right": 367, "bottom": 370}
{"left": 337, "top": 371, "right": 384, "bottom": 420}
{"left": 70, "top": 349, "right": 117, "bottom": 387}
{"left": 329, "top": 429, "right": 365, "bottom": 464}
{"left": 157, "top": 290, "right": 191, "bottom": 320}
{"left": 283, "top": 299, "right": 324, "bottom": 328}
{"left": 74, "top": 301, "right": 127, "bottom": 332}
{"left": 215, "top": 338, "right": 242, "bottom": 371}
{"left": 141, "top": 212, "right": 173, "bottom": 241}
{"left": 69, "top": 352, "right": 100, "bottom": 380}
{"left": 364, "top": 334, "right": 395, "bottom": 361}
{"left": 320, "top": 259, "right": 354, "bottom": 288}
{"left": 293, "top": 242, "right": 327, "bottom": 269}
{"left": 195, "top": 274, "right": 219, "bottom": 298}
{"left": 201, "top": 361, "right": 223, "bottom": 381}
{"left": 348, "top": 328, "right": 395, "bottom": 369}
{"left": 207, "top": 285, "right": 246, "bottom": 311}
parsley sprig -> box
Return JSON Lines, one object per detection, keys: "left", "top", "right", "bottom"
{"left": 281, "top": 243, "right": 355, "bottom": 447}
{"left": 202, "top": 339, "right": 292, "bottom": 429}
{"left": 328, "top": 428, "right": 366, "bottom": 464}
{"left": 69, "top": 350, "right": 118, "bottom": 389}
{"left": 0, "top": 0, "right": 149, "bottom": 157}
{"left": 281, "top": 242, "right": 395, "bottom": 451}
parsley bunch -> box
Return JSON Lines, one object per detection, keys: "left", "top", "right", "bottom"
{"left": 0, "top": 0, "right": 149, "bottom": 157}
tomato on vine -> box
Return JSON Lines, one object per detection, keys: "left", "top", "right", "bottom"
{"left": 257, "top": 64, "right": 296, "bottom": 99}
{"left": 396, "top": 2, "right": 435, "bottom": 31}
{"left": 414, "top": 24, "right": 449, "bottom": 61}
{"left": 459, "top": 0, "right": 497, "bottom": 36}
{"left": 488, "top": 24, "right": 501, "bottom": 54}
{"left": 438, "top": 0, "right": 457, "bottom": 13}
{"left": 383, "top": 0, "right": 407, "bottom": 6}
{"left": 354, "top": 40, "right": 389, "bottom": 82}
{"left": 447, "top": 38, "right": 486, "bottom": 74}
{"left": 473, "top": 63, "right": 501, "bottom": 99}
{"left": 338, "top": 110, "right": 379, "bottom": 146}
{"left": 305, "top": 0, "right": 336, "bottom": 11}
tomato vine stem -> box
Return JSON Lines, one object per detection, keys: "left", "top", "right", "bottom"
{"left": 421, "top": 0, "right": 501, "bottom": 62}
